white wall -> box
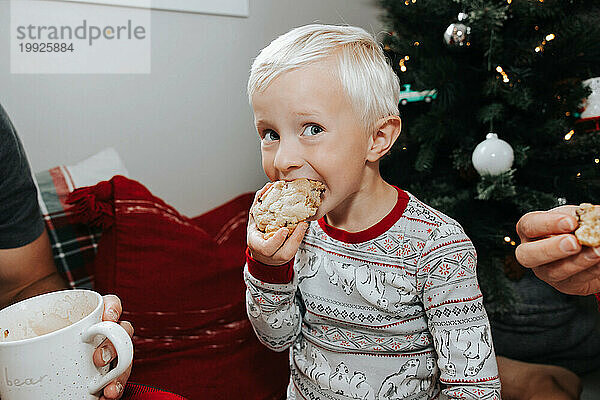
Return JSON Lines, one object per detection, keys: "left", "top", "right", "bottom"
{"left": 0, "top": 0, "right": 384, "bottom": 216}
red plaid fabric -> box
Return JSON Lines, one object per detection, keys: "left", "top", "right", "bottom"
{"left": 123, "top": 383, "right": 188, "bottom": 399}
{"left": 34, "top": 166, "right": 102, "bottom": 289}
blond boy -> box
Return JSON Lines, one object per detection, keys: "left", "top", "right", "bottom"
{"left": 244, "top": 24, "right": 501, "bottom": 400}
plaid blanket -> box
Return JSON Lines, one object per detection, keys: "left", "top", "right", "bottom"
{"left": 34, "top": 166, "right": 102, "bottom": 289}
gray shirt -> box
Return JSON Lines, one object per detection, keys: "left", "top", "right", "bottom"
{"left": 0, "top": 103, "right": 44, "bottom": 249}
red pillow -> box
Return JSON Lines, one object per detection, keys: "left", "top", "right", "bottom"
{"left": 67, "top": 176, "right": 288, "bottom": 400}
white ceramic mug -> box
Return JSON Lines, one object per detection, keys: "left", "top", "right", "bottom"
{"left": 0, "top": 289, "right": 133, "bottom": 400}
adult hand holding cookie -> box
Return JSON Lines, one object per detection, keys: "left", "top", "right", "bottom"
{"left": 515, "top": 204, "right": 600, "bottom": 295}
{"left": 247, "top": 179, "right": 324, "bottom": 266}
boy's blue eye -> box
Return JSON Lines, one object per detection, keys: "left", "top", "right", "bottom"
{"left": 302, "top": 125, "right": 323, "bottom": 136}
{"left": 263, "top": 130, "right": 279, "bottom": 142}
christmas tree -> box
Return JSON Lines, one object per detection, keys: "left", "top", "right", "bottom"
{"left": 378, "top": 0, "right": 600, "bottom": 315}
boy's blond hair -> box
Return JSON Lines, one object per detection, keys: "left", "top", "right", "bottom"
{"left": 248, "top": 24, "right": 401, "bottom": 134}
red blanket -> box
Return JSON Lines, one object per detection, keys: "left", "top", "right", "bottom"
{"left": 123, "top": 383, "right": 187, "bottom": 399}
{"left": 68, "top": 176, "right": 289, "bottom": 399}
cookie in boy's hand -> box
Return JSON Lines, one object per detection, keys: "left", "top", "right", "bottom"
{"left": 574, "top": 203, "right": 600, "bottom": 247}
{"left": 251, "top": 179, "right": 326, "bottom": 239}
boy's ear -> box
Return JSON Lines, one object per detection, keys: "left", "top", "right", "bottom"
{"left": 366, "top": 116, "right": 402, "bottom": 162}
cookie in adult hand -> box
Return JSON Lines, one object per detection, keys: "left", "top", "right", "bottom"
{"left": 251, "top": 179, "right": 326, "bottom": 239}
{"left": 575, "top": 203, "right": 600, "bottom": 247}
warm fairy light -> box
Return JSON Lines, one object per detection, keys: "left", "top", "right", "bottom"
{"left": 504, "top": 236, "right": 511, "bottom": 242}
{"left": 402, "top": 146, "right": 407, "bottom": 150}
{"left": 565, "top": 112, "right": 571, "bottom": 116}
{"left": 496, "top": 66, "right": 510, "bottom": 83}
{"left": 535, "top": 33, "right": 556, "bottom": 53}
{"left": 595, "top": 158, "right": 599, "bottom": 164}
{"left": 413, "top": 41, "right": 420, "bottom": 46}
{"left": 399, "top": 57, "right": 409, "bottom": 72}
{"left": 564, "top": 130, "right": 575, "bottom": 140}
{"left": 507, "top": 0, "right": 512, "bottom": 3}
{"left": 510, "top": 241, "right": 516, "bottom": 246}
{"left": 577, "top": 172, "right": 581, "bottom": 177}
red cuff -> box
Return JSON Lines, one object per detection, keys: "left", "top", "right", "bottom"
{"left": 245, "top": 248, "right": 294, "bottom": 284}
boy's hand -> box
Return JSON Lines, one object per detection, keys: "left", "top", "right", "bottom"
{"left": 247, "top": 182, "right": 309, "bottom": 266}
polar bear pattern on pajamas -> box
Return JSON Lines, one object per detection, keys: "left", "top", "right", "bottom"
{"left": 244, "top": 190, "right": 501, "bottom": 399}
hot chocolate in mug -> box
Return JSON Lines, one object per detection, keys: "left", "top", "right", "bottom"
{"left": 0, "top": 289, "right": 133, "bottom": 400}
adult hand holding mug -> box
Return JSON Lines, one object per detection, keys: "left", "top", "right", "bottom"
{"left": 0, "top": 289, "right": 134, "bottom": 400}
{"left": 95, "top": 294, "right": 134, "bottom": 399}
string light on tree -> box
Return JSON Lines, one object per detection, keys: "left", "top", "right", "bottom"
{"left": 472, "top": 133, "right": 514, "bottom": 176}
{"left": 496, "top": 66, "right": 510, "bottom": 83}
{"left": 564, "top": 129, "right": 575, "bottom": 141}
{"left": 534, "top": 33, "right": 555, "bottom": 53}
{"left": 398, "top": 55, "right": 410, "bottom": 72}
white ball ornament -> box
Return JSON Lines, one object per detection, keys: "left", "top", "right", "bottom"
{"left": 472, "top": 133, "right": 514, "bottom": 176}
{"left": 580, "top": 77, "right": 600, "bottom": 119}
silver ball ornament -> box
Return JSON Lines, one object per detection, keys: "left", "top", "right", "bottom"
{"left": 472, "top": 133, "right": 514, "bottom": 176}
{"left": 444, "top": 13, "right": 472, "bottom": 47}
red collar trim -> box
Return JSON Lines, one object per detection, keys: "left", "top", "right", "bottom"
{"left": 317, "top": 186, "right": 409, "bottom": 244}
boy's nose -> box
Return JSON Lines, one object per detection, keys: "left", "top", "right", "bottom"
{"left": 273, "top": 141, "right": 303, "bottom": 173}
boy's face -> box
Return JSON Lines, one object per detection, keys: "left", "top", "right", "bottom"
{"left": 252, "top": 58, "right": 372, "bottom": 221}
